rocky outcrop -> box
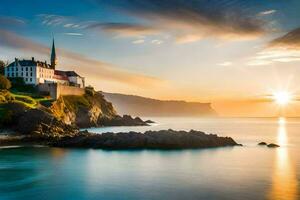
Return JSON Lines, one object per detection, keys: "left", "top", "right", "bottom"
{"left": 50, "top": 91, "right": 148, "bottom": 128}
{"left": 98, "top": 115, "right": 148, "bottom": 126}
{"left": 15, "top": 109, "right": 78, "bottom": 137}
{"left": 258, "top": 142, "right": 267, "bottom": 146}
{"left": 0, "top": 101, "right": 77, "bottom": 137}
{"left": 52, "top": 129, "right": 240, "bottom": 149}
{"left": 258, "top": 142, "right": 280, "bottom": 148}
{"left": 267, "top": 143, "right": 280, "bottom": 148}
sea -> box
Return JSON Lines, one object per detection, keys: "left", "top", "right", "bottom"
{"left": 0, "top": 117, "right": 299, "bottom": 200}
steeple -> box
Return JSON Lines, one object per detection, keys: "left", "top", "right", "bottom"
{"left": 50, "top": 38, "right": 57, "bottom": 69}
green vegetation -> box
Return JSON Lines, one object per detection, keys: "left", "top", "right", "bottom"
{"left": 62, "top": 95, "right": 90, "bottom": 112}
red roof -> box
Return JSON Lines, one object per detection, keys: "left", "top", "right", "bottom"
{"left": 54, "top": 70, "right": 69, "bottom": 81}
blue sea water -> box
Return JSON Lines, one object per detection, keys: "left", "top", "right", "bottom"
{"left": 1, "top": 117, "right": 300, "bottom": 200}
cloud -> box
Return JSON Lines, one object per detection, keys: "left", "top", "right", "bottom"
{"left": 98, "top": 0, "right": 268, "bottom": 43}
{"left": 247, "top": 27, "right": 300, "bottom": 66}
{"left": 87, "top": 22, "right": 159, "bottom": 37}
{"left": 0, "top": 16, "right": 26, "bottom": 28}
{"left": 151, "top": 39, "right": 163, "bottom": 45}
{"left": 38, "top": 14, "right": 88, "bottom": 29}
{"left": 258, "top": 10, "right": 277, "bottom": 16}
{"left": 218, "top": 62, "right": 232, "bottom": 66}
{"left": 0, "top": 29, "right": 163, "bottom": 87}
{"left": 38, "top": 14, "right": 67, "bottom": 26}
{"left": 269, "top": 27, "right": 300, "bottom": 50}
{"left": 64, "top": 32, "right": 83, "bottom": 36}
{"left": 132, "top": 39, "right": 144, "bottom": 44}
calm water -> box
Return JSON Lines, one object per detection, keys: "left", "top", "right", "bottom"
{"left": 1, "top": 117, "right": 300, "bottom": 200}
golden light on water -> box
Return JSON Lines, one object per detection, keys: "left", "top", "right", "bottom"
{"left": 268, "top": 118, "right": 299, "bottom": 200}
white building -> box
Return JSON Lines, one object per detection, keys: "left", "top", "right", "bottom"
{"left": 4, "top": 57, "right": 55, "bottom": 85}
{"left": 4, "top": 39, "right": 85, "bottom": 88}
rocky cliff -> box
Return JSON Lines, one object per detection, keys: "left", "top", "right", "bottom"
{"left": 50, "top": 91, "right": 117, "bottom": 127}
{"left": 50, "top": 90, "right": 148, "bottom": 128}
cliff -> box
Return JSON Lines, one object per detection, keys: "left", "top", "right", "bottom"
{"left": 1, "top": 88, "right": 149, "bottom": 136}
{"left": 50, "top": 90, "right": 148, "bottom": 128}
{"left": 103, "top": 92, "right": 217, "bottom": 117}
{"left": 50, "top": 91, "right": 117, "bottom": 127}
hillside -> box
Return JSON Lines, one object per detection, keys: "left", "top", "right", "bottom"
{"left": 102, "top": 92, "right": 217, "bottom": 117}
{"left": 1, "top": 88, "right": 149, "bottom": 136}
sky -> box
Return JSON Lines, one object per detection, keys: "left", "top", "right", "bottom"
{"left": 1, "top": 0, "right": 300, "bottom": 116}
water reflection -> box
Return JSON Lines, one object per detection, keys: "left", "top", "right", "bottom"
{"left": 268, "top": 118, "right": 298, "bottom": 200}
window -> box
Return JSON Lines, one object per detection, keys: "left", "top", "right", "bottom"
{"left": 21, "top": 72, "right": 23, "bottom": 76}
{"left": 16, "top": 68, "right": 18, "bottom": 71}
{"left": 22, "top": 67, "right": 24, "bottom": 71}
{"left": 26, "top": 72, "right": 28, "bottom": 76}
{"left": 26, "top": 67, "right": 28, "bottom": 71}
{"left": 30, "top": 72, "right": 33, "bottom": 76}
{"left": 30, "top": 78, "right": 32, "bottom": 82}
{"left": 30, "top": 67, "right": 33, "bottom": 71}
{"left": 12, "top": 73, "right": 14, "bottom": 77}
{"left": 25, "top": 78, "right": 28, "bottom": 81}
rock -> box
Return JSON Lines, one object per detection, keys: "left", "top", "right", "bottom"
{"left": 267, "top": 143, "right": 280, "bottom": 148}
{"left": 258, "top": 142, "right": 267, "bottom": 146}
{"left": 50, "top": 92, "right": 148, "bottom": 128}
{"left": 145, "top": 120, "right": 155, "bottom": 123}
{"left": 52, "top": 129, "right": 240, "bottom": 149}
{"left": 98, "top": 115, "right": 148, "bottom": 127}
{"left": 15, "top": 108, "right": 78, "bottom": 137}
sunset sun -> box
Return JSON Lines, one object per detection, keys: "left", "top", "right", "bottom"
{"left": 273, "top": 91, "right": 292, "bottom": 106}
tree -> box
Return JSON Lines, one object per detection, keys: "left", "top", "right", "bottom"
{"left": 0, "top": 60, "right": 5, "bottom": 75}
{"left": 0, "top": 75, "right": 11, "bottom": 90}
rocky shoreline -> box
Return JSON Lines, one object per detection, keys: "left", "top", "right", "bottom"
{"left": 0, "top": 129, "right": 240, "bottom": 150}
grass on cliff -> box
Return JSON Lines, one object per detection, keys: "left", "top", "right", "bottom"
{"left": 0, "top": 90, "right": 51, "bottom": 110}
{"left": 61, "top": 95, "right": 90, "bottom": 112}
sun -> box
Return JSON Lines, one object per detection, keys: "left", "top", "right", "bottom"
{"left": 273, "top": 91, "right": 292, "bottom": 106}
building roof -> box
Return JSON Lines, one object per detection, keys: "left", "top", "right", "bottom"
{"left": 54, "top": 70, "right": 69, "bottom": 81}
{"left": 65, "top": 71, "right": 80, "bottom": 77}
{"left": 7, "top": 58, "right": 52, "bottom": 69}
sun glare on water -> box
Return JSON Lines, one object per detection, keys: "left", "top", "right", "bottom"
{"left": 273, "top": 91, "right": 292, "bottom": 106}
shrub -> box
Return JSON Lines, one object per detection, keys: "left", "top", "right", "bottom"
{"left": 0, "top": 75, "right": 11, "bottom": 90}
{"left": 85, "top": 86, "right": 95, "bottom": 96}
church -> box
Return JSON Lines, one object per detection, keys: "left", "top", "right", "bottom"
{"left": 4, "top": 39, "right": 85, "bottom": 88}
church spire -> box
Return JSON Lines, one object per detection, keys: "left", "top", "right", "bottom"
{"left": 50, "top": 38, "right": 57, "bottom": 69}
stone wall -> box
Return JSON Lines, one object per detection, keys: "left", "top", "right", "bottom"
{"left": 38, "top": 83, "right": 85, "bottom": 99}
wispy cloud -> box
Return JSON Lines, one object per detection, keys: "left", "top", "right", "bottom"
{"left": 0, "top": 16, "right": 26, "bottom": 28}
{"left": 87, "top": 22, "right": 159, "bottom": 38}
{"left": 132, "top": 39, "right": 144, "bottom": 44}
{"left": 218, "top": 62, "right": 232, "bottom": 66}
{"left": 96, "top": 0, "right": 268, "bottom": 43}
{"left": 151, "top": 39, "right": 163, "bottom": 45}
{"left": 37, "top": 14, "right": 89, "bottom": 29}
{"left": 0, "top": 29, "right": 163, "bottom": 87}
{"left": 247, "top": 27, "right": 300, "bottom": 66}
{"left": 269, "top": 27, "right": 300, "bottom": 50}
{"left": 64, "top": 32, "right": 83, "bottom": 36}
{"left": 258, "top": 10, "right": 277, "bottom": 16}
